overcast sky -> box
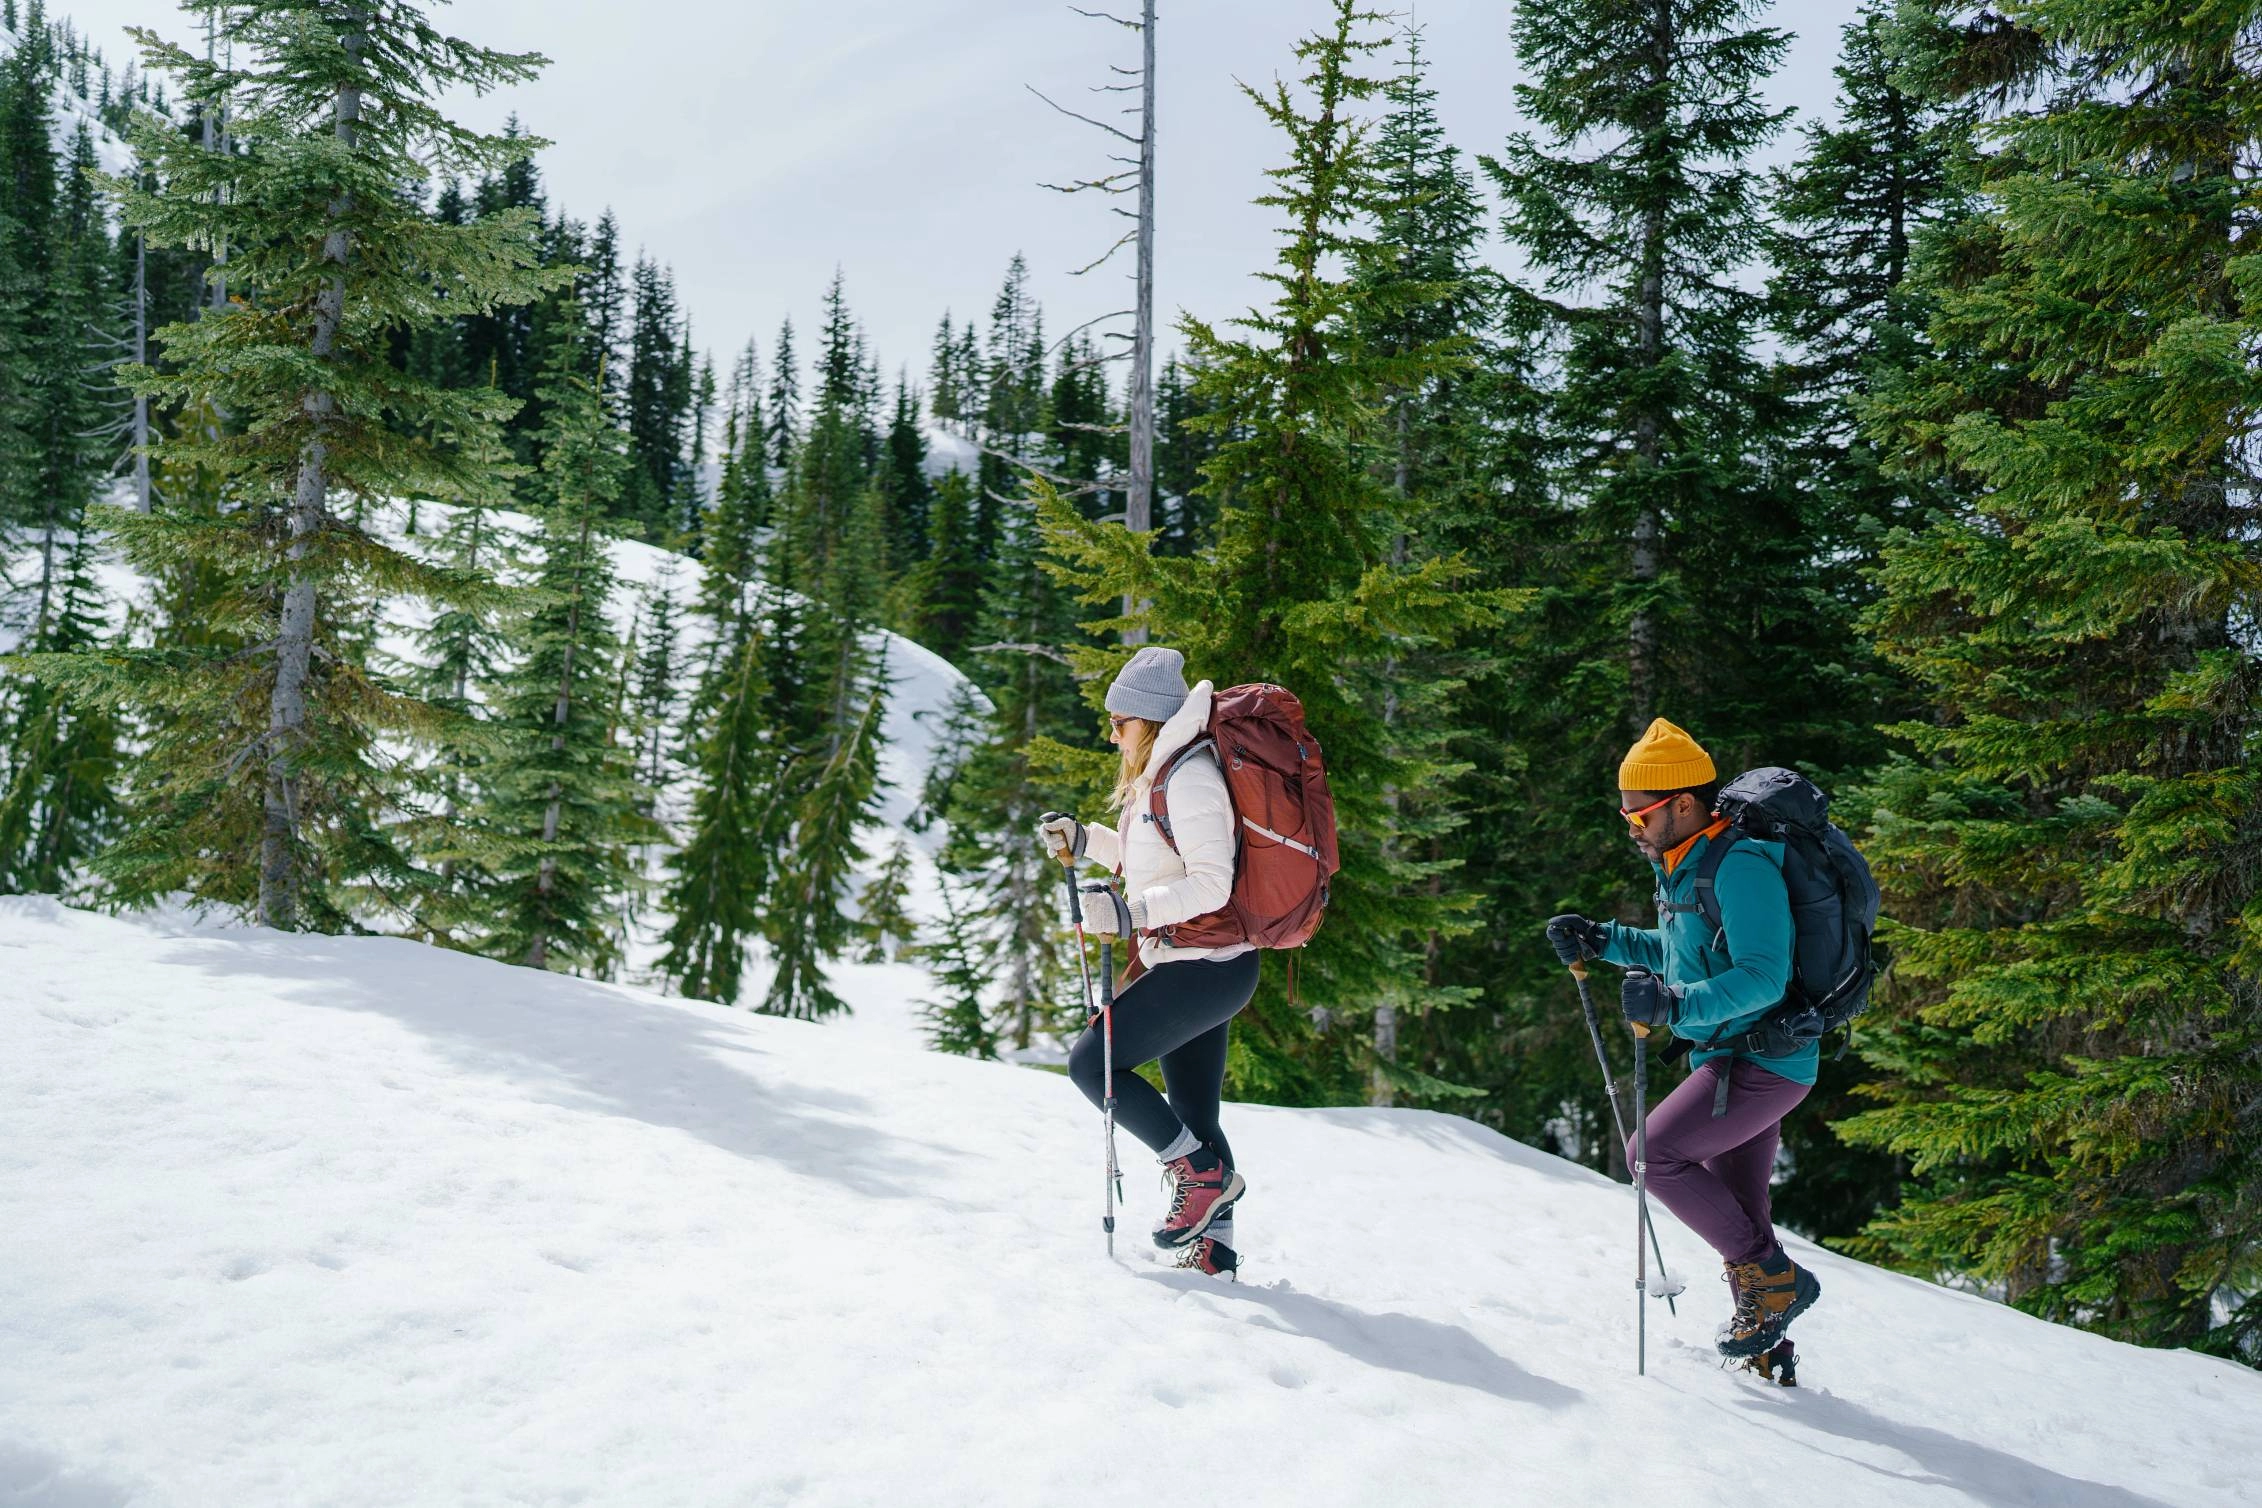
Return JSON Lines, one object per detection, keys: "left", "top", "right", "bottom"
{"left": 58, "top": 0, "right": 1868, "bottom": 391}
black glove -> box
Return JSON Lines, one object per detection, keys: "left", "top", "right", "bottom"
{"left": 1620, "top": 967, "right": 1681, "bottom": 1035}
{"left": 1546, "top": 913, "right": 1608, "bottom": 966}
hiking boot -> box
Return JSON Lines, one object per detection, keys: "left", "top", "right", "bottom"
{"left": 1717, "top": 1248, "right": 1820, "bottom": 1358}
{"left": 1153, "top": 1152, "right": 1246, "bottom": 1249}
{"left": 1173, "top": 1235, "right": 1239, "bottom": 1280}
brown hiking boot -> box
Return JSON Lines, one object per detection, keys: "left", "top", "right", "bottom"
{"left": 1717, "top": 1248, "right": 1820, "bottom": 1358}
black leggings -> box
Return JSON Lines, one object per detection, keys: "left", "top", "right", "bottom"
{"left": 1067, "top": 951, "right": 1261, "bottom": 1166}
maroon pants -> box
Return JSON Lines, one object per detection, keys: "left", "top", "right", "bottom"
{"left": 1625, "top": 1057, "right": 1810, "bottom": 1267}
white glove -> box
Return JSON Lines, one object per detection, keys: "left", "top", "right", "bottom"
{"left": 1037, "top": 812, "right": 1086, "bottom": 864}
{"left": 1078, "top": 885, "right": 1142, "bottom": 938}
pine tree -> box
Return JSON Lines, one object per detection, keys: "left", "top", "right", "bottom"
{"left": 937, "top": 497, "right": 1090, "bottom": 1050}
{"left": 975, "top": 254, "right": 1046, "bottom": 561}
{"left": 749, "top": 275, "right": 894, "bottom": 1020}
{"left": 765, "top": 316, "right": 800, "bottom": 471}
{"left": 1841, "top": 1, "right": 2262, "bottom": 1361}
{"left": 1755, "top": 0, "right": 1967, "bottom": 1239}
{"left": 1340, "top": 25, "right": 1515, "bottom": 1108}
{"left": 633, "top": 572, "right": 681, "bottom": 791}
{"left": 1151, "top": 353, "right": 1219, "bottom": 556}
{"left": 24, "top": 1, "right": 564, "bottom": 928}
{"left": 759, "top": 636, "right": 888, "bottom": 1020}
{"left": 658, "top": 606, "right": 781, "bottom": 1005}
{"left": 928, "top": 313, "right": 968, "bottom": 433}
{"left": 0, "top": 527, "right": 124, "bottom": 896}
{"left": 681, "top": 352, "right": 717, "bottom": 547}
{"left": 477, "top": 317, "right": 655, "bottom": 972}
{"left": 900, "top": 466, "right": 983, "bottom": 660}
{"left": 859, "top": 837, "right": 918, "bottom": 963}
{"left": 657, "top": 375, "right": 786, "bottom": 1006}
{"left": 622, "top": 256, "right": 686, "bottom": 540}
{"left": 1041, "top": 2, "right": 1508, "bottom": 1102}
{"left": 921, "top": 874, "right": 998, "bottom": 1058}
{"left": 1462, "top": 0, "right": 1884, "bottom": 1169}
{"left": 584, "top": 209, "right": 627, "bottom": 410}
{"left": 398, "top": 420, "right": 526, "bottom": 940}
{"left": 876, "top": 372, "right": 933, "bottom": 582}
{"left": 1, "top": 89, "right": 122, "bottom": 895}
{"left": 457, "top": 122, "right": 547, "bottom": 458}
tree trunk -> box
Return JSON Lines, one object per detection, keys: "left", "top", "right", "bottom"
{"left": 1372, "top": 399, "right": 1411, "bottom": 1108}
{"left": 132, "top": 231, "right": 150, "bottom": 512}
{"left": 260, "top": 15, "right": 363, "bottom": 930}
{"left": 1626, "top": 1, "right": 1671, "bottom": 735}
{"left": 527, "top": 499, "right": 595, "bottom": 969}
{"left": 1122, "top": 0, "right": 1158, "bottom": 643}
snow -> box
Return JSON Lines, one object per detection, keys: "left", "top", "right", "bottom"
{"left": 3, "top": 895, "right": 2257, "bottom": 1507}
{"left": 922, "top": 424, "right": 980, "bottom": 480}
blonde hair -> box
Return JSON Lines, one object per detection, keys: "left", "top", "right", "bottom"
{"left": 1109, "top": 717, "right": 1160, "bottom": 818}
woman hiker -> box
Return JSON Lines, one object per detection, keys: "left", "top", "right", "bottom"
{"left": 1042, "top": 647, "right": 1256, "bottom": 1278}
{"left": 1545, "top": 717, "right": 1823, "bottom": 1359}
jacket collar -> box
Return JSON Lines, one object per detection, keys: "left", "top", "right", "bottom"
{"left": 1139, "top": 680, "right": 1215, "bottom": 787}
{"left": 1661, "top": 817, "right": 1732, "bottom": 878}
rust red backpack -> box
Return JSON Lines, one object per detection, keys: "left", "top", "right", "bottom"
{"left": 1146, "top": 683, "right": 1339, "bottom": 952}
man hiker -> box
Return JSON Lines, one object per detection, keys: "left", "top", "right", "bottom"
{"left": 1546, "top": 717, "right": 1823, "bottom": 1360}
{"left": 1042, "top": 647, "right": 1258, "bottom": 1278}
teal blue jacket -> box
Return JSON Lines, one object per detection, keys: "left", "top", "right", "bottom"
{"left": 1600, "top": 826, "right": 1815, "bottom": 1085}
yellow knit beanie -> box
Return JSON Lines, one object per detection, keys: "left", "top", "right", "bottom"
{"left": 1618, "top": 717, "right": 1716, "bottom": 792}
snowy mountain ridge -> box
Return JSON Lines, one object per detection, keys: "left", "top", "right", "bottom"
{"left": 2, "top": 895, "right": 2258, "bottom": 1507}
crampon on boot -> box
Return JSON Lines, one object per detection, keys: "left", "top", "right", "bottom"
{"left": 1173, "top": 1235, "right": 1238, "bottom": 1280}
{"left": 1738, "top": 1339, "right": 1797, "bottom": 1386}
{"left": 1153, "top": 1149, "right": 1246, "bottom": 1249}
{"left": 1716, "top": 1247, "right": 1820, "bottom": 1359}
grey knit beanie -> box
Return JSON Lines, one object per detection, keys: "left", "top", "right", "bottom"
{"left": 1104, "top": 646, "right": 1190, "bottom": 724}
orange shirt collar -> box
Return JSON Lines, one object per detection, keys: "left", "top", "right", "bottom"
{"left": 1663, "top": 817, "right": 1731, "bottom": 876}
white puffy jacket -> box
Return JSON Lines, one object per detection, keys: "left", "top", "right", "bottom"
{"left": 1081, "top": 681, "right": 1251, "bottom": 970}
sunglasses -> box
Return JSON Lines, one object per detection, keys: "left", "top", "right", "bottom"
{"left": 1619, "top": 794, "right": 1676, "bottom": 830}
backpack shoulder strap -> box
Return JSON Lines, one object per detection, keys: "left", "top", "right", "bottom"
{"left": 1690, "top": 829, "right": 1741, "bottom": 944}
{"left": 1146, "top": 737, "right": 1217, "bottom": 854}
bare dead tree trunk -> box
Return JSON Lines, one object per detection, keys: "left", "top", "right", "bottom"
{"left": 260, "top": 13, "right": 362, "bottom": 930}
{"left": 1122, "top": 0, "right": 1157, "bottom": 644}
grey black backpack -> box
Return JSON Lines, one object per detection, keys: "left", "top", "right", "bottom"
{"left": 1673, "top": 767, "right": 1881, "bottom": 1058}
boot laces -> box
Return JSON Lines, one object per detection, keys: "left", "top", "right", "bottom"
{"left": 1725, "top": 1263, "right": 1768, "bottom": 1336}
{"left": 1160, "top": 1158, "right": 1209, "bottom": 1221}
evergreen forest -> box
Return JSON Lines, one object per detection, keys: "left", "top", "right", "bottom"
{"left": 0, "top": 0, "right": 2255, "bottom": 1365}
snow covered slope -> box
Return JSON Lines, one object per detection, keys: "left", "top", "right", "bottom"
{"left": 2, "top": 898, "right": 2256, "bottom": 1508}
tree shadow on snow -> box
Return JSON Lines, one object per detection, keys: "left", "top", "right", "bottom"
{"left": 1741, "top": 1389, "right": 2179, "bottom": 1508}
{"left": 1140, "top": 1272, "right": 1582, "bottom": 1411}
{"left": 161, "top": 934, "right": 962, "bottom": 1206}
{"left": 0, "top": 1443, "right": 134, "bottom": 1508}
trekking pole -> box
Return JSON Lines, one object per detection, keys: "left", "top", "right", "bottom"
{"left": 1633, "top": 1016, "right": 1652, "bottom": 1378}
{"left": 1052, "top": 842, "right": 1121, "bottom": 1257}
{"left": 1098, "top": 927, "right": 1120, "bottom": 1258}
{"left": 1569, "top": 960, "right": 1677, "bottom": 1315}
